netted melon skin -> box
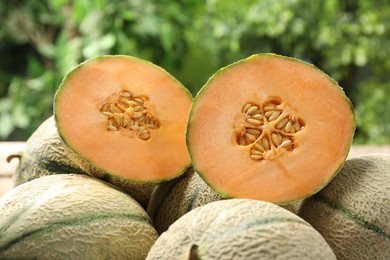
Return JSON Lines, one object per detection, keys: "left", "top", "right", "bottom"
{"left": 147, "top": 168, "right": 302, "bottom": 234}
{"left": 11, "top": 116, "right": 85, "bottom": 186}
{"left": 147, "top": 168, "right": 225, "bottom": 234}
{"left": 0, "top": 174, "right": 158, "bottom": 260}
{"left": 147, "top": 199, "right": 336, "bottom": 260}
{"left": 298, "top": 154, "right": 390, "bottom": 260}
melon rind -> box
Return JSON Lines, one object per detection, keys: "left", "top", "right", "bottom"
{"left": 186, "top": 53, "right": 355, "bottom": 204}
{"left": 146, "top": 199, "right": 336, "bottom": 259}
{"left": 0, "top": 174, "right": 158, "bottom": 260}
{"left": 298, "top": 153, "right": 390, "bottom": 259}
{"left": 147, "top": 167, "right": 301, "bottom": 234}
{"left": 147, "top": 167, "right": 225, "bottom": 234}
{"left": 10, "top": 116, "right": 85, "bottom": 186}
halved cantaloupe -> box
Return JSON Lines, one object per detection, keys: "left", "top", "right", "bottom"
{"left": 54, "top": 55, "right": 192, "bottom": 197}
{"left": 186, "top": 53, "right": 355, "bottom": 204}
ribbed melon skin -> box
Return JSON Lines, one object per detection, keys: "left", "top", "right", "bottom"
{"left": 298, "top": 154, "right": 390, "bottom": 260}
{"left": 147, "top": 168, "right": 302, "bottom": 234}
{"left": 11, "top": 116, "right": 85, "bottom": 186}
{"left": 147, "top": 168, "right": 225, "bottom": 234}
{"left": 0, "top": 174, "right": 158, "bottom": 260}
{"left": 146, "top": 199, "right": 336, "bottom": 259}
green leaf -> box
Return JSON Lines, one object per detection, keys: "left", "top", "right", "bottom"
{"left": 0, "top": 112, "right": 13, "bottom": 138}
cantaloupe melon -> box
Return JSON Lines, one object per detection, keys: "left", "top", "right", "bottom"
{"left": 0, "top": 174, "right": 158, "bottom": 259}
{"left": 298, "top": 153, "right": 390, "bottom": 259}
{"left": 147, "top": 167, "right": 301, "bottom": 234}
{"left": 147, "top": 168, "right": 225, "bottom": 234}
{"left": 53, "top": 55, "right": 193, "bottom": 205}
{"left": 7, "top": 116, "right": 85, "bottom": 185}
{"left": 146, "top": 199, "right": 336, "bottom": 259}
{"left": 186, "top": 53, "right": 355, "bottom": 204}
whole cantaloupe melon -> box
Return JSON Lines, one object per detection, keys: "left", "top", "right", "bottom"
{"left": 8, "top": 115, "right": 84, "bottom": 185}
{"left": 0, "top": 174, "right": 158, "bottom": 259}
{"left": 298, "top": 153, "right": 390, "bottom": 259}
{"left": 147, "top": 168, "right": 225, "bottom": 234}
{"left": 146, "top": 199, "right": 336, "bottom": 259}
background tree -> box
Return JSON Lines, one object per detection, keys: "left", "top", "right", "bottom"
{"left": 0, "top": 0, "right": 389, "bottom": 143}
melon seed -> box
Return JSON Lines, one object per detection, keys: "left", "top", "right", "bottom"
{"left": 237, "top": 99, "right": 305, "bottom": 161}
{"left": 280, "top": 140, "right": 292, "bottom": 149}
{"left": 268, "top": 111, "right": 281, "bottom": 121}
{"left": 100, "top": 91, "right": 160, "bottom": 140}
{"left": 244, "top": 133, "right": 257, "bottom": 142}
{"left": 250, "top": 154, "right": 263, "bottom": 160}
{"left": 107, "top": 125, "right": 118, "bottom": 131}
{"left": 246, "top": 128, "right": 261, "bottom": 136}
{"left": 253, "top": 142, "right": 266, "bottom": 152}
{"left": 120, "top": 90, "right": 132, "bottom": 97}
{"left": 242, "top": 103, "right": 252, "bottom": 113}
{"left": 251, "top": 149, "right": 263, "bottom": 155}
{"left": 246, "top": 106, "right": 259, "bottom": 115}
{"left": 252, "top": 114, "right": 264, "bottom": 120}
{"left": 247, "top": 118, "right": 262, "bottom": 126}
{"left": 262, "top": 138, "right": 270, "bottom": 150}
{"left": 271, "top": 133, "right": 281, "bottom": 146}
{"left": 276, "top": 118, "right": 289, "bottom": 129}
{"left": 285, "top": 121, "right": 293, "bottom": 133}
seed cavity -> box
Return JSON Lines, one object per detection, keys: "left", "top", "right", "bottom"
{"left": 236, "top": 98, "right": 305, "bottom": 162}
{"left": 100, "top": 91, "right": 160, "bottom": 141}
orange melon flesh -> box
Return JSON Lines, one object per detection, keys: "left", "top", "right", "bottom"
{"left": 187, "top": 53, "right": 355, "bottom": 203}
{"left": 55, "top": 55, "right": 192, "bottom": 182}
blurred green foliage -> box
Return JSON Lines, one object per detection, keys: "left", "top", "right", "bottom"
{"left": 0, "top": 0, "right": 389, "bottom": 143}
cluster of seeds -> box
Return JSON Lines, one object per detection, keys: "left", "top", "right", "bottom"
{"left": 236, "top": 100, "right": 305, "bottom": 162}
{"left": 100, "top": 90, "right": 160, "bottom": 141}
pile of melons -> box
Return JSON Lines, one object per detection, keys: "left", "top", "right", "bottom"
{"left": 1, "top": 54, "right": 388, "bottom": 259}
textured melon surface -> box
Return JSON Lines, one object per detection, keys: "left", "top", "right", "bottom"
{"left": 187, "top": 53, "right": 355, "bottom": 203}
{"left": 147, "top": 168, "right": 225, "bottom": 234}
{"left": 146, "top": 199, "right": 336, "bottom": 259}
{"left": 9, "top": 116, "right": 84, "bottom": 186}
{"left": 0, "top": 174, "right": 158, "bottom": 259}
{"left": 298, "top": 154, "right": 390, "bottom": 260}
{"left": 147, "top": 168, "right": 301, "bottom": 234}
{"left": 8, "top": 116, "right": 154, "bottom": 208}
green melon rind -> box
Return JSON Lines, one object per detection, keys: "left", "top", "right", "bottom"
{"left": 0, "top": 174, "right": 158, "bottom": 260}
{"left": 146, "top": 167, "right": 225, "bottom": 234}
{"left": 53, "top": 55, "right": 193, "bottom": 207}
{"left": 186, "top": 53, "right": 356, "bottom": 204}
{"left": 9, "top": 116, "right": 86, "bottom": 186}
{"left": 146, "top": 199, "right": 336, "bottom": 259}
{"left": 147, "top": 167, "right": 302, "bottom": 235}
{"left": 298, "top": 153, "right": 390, "bottom": 259}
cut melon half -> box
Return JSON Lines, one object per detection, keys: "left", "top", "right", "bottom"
{"left": 54, "top": 55, "right": 192, "bottom": 185}
{"left": 186, "top": 53, "right": 355, "bottom": 204}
